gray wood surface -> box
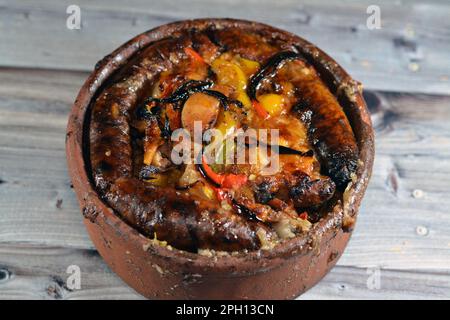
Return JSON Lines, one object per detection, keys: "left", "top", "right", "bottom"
{"left": 0, "top": 244, "right": 448, "bottom": 300}
{"left": 1, "top": 0, "right": 450, "bottom": 300}
{"left": 0, "top": 67, "right": 449, "bottom": 299}
{"left": 0, "top": 0, "right": 449, "bottom": 94}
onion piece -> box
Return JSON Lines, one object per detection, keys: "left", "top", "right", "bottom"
{"left": 178, "top": 164, "right": 201, "bottom": 188}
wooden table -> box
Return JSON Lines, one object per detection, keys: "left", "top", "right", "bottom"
{"left": 0, "top": 0, "right": 449, "bottom": 299}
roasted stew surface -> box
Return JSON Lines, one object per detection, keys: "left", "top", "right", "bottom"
{"left": 89, "top": 26, "right": 359, "bottom": 253}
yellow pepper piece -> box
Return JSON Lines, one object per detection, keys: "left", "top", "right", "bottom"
{"left": 211, "top": 54, "right": 260, "bottom": 110}
{"left": 144, "top": 174, "right": 167, "bottom": 186}
{"left": 236, "top": 91, "right": 252, "bottom": 109}
{"left": 211, "top": 56, "right": 247, "bottom": 91}
{"left": 213, "top": 110, "right": 236, "bottom": 165}
{"left": 215, "top": 110, "right": 237, "bottom": 136}
{"left": 202, "top": 185, "right": 215, "bottom": 200}
{"left": 236, "top": 57, "right": 260, "bottom": 77}
{"left": 257, "top": 94, "right": 284, "bottom": 116}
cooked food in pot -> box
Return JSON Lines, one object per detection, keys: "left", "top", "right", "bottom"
{"left": 89, "top": 26, "right": 359, "bottom": 253}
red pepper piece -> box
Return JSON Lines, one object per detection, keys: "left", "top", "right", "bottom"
{"left": 201, "top": 156, "right": 247, "bottom": 189}
{"left": 299, "top": 212, "right": 309, "bottom": 220}
{"left": 184, "top": 47, "right": 206, "bottom": 64}
{"left": 252, "top": 100, "right": 269, "bottom": 119}
{"left": 221, "top": 174, "right": 248, "bottom": 189}
{"left": 201, "top": 156, "right": 225, "bottom": 185}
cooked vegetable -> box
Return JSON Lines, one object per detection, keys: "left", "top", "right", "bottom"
{"left": 143, "top": 143, "right": 158, "bottom": 165}
{"left": 138, "top": 80, "right": 241, "bottom": 113}
{"left": 257, "top": 93, "right": 284, "bottom": 116}
{"left": 236, "top": 56, "right": 260, "bottom": 77}
{"left": 211, "top": 54, "right": 257, "bottom": 109}
{"left": 202, "top": 184, "right": 215, "bottom": 200}
{"left": 252, "top": 100, "right": 269, "bottom": 119}
{"left": 211, "top": 54, "right": 247, "bottom": 91}
{"left": 184, "top": 47, "right": 206, "bottom": 64}
{"left": 247, "top": 51, "right": 301, "bottom": 100}
{"left": 178, "top": 164, "right": 201, "bottom": 188}
{"left": 236, "top": 91, "right": 252, "bottom": 108}
{"left": 215, "top": 110, "right": 237, "bottom": 136}
{"left": 143, "top": 173, "right": 167, "bottom": 186}
{"left": 198, "top": 155, "right": 248, "bottom": 189}
{"left": 89, "top": 27, "right": 359, "bottom": 252}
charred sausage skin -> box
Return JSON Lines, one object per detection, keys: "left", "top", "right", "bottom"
{"left": 285, "top": 60, "right": 359, "bottom": 189}
{"left": 90, "top": 35, "right": 267, "bottom": 251}
{"left": 247, "top": 52, "right": 359, "bottom": 189}
{"left": 89, "top": 27, "right": 359, "bottom": 252}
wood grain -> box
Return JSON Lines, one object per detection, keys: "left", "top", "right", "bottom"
{"left": 0, "top": 68, "right": 91, "bottom": 249}
{"left": 0, "top": 244, "right": 448, "bottom": 300}
{"left": 0, "top": 244, "right": 142, "bottom": 300}
{"left": 0, "top": 68, "right": 449, "bottom": 299}
{"left": 0, "top": 0, "right": 449, "bottom": 94}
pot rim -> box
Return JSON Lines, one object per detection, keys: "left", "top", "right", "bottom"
{"left": 66, "top": 18, "right": 374, "bottom": 275}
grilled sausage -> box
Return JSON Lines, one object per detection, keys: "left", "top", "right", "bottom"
{"left": 89, "top": 33, "right": 270, "bottom": 252}
{"left": 89, "top": 27, "right": 358, "bottom": 252}
{"left": 253, "top": 171, "right": 335, "bottom": 209}
{"left": 286, "top": 59, "right": 359, "bottom": 189}
{"left": 106, "top": 177, "right": 266, "bottom": 251}
{"left": 247, "top": 51, "right": 359, "bottom": 189}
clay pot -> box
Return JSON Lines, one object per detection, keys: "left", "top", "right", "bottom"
{"left": 66, "top": 19, "right": 374, "bottom": 299}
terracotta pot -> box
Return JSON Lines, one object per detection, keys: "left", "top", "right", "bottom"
{"left": 66, "top": 19, "right": 374, "bottom": 300}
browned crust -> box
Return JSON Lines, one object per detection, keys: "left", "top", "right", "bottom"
{"left": 88, "top": 34, "right": 269, "bottom": 252}
{"left": 66, "top": 18, "right": 374, "bottom": 299}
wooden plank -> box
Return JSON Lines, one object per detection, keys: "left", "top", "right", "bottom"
{"left": 1, "top": 68, "right": 450, "bottom": 298}
{"left": 0, "top": 68, "right": 92, "bottom": 249}
{"left": 0, "top": 0, "right": 449, "bottom": 94}
{"left": 0, "top": 244, "right": 142, "bottom": 300}
{"left": 0, "top": 244, "right": 447, "bottom": 300}
{"left": 302, "top": 266, "right": 450, "bottom": 300}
